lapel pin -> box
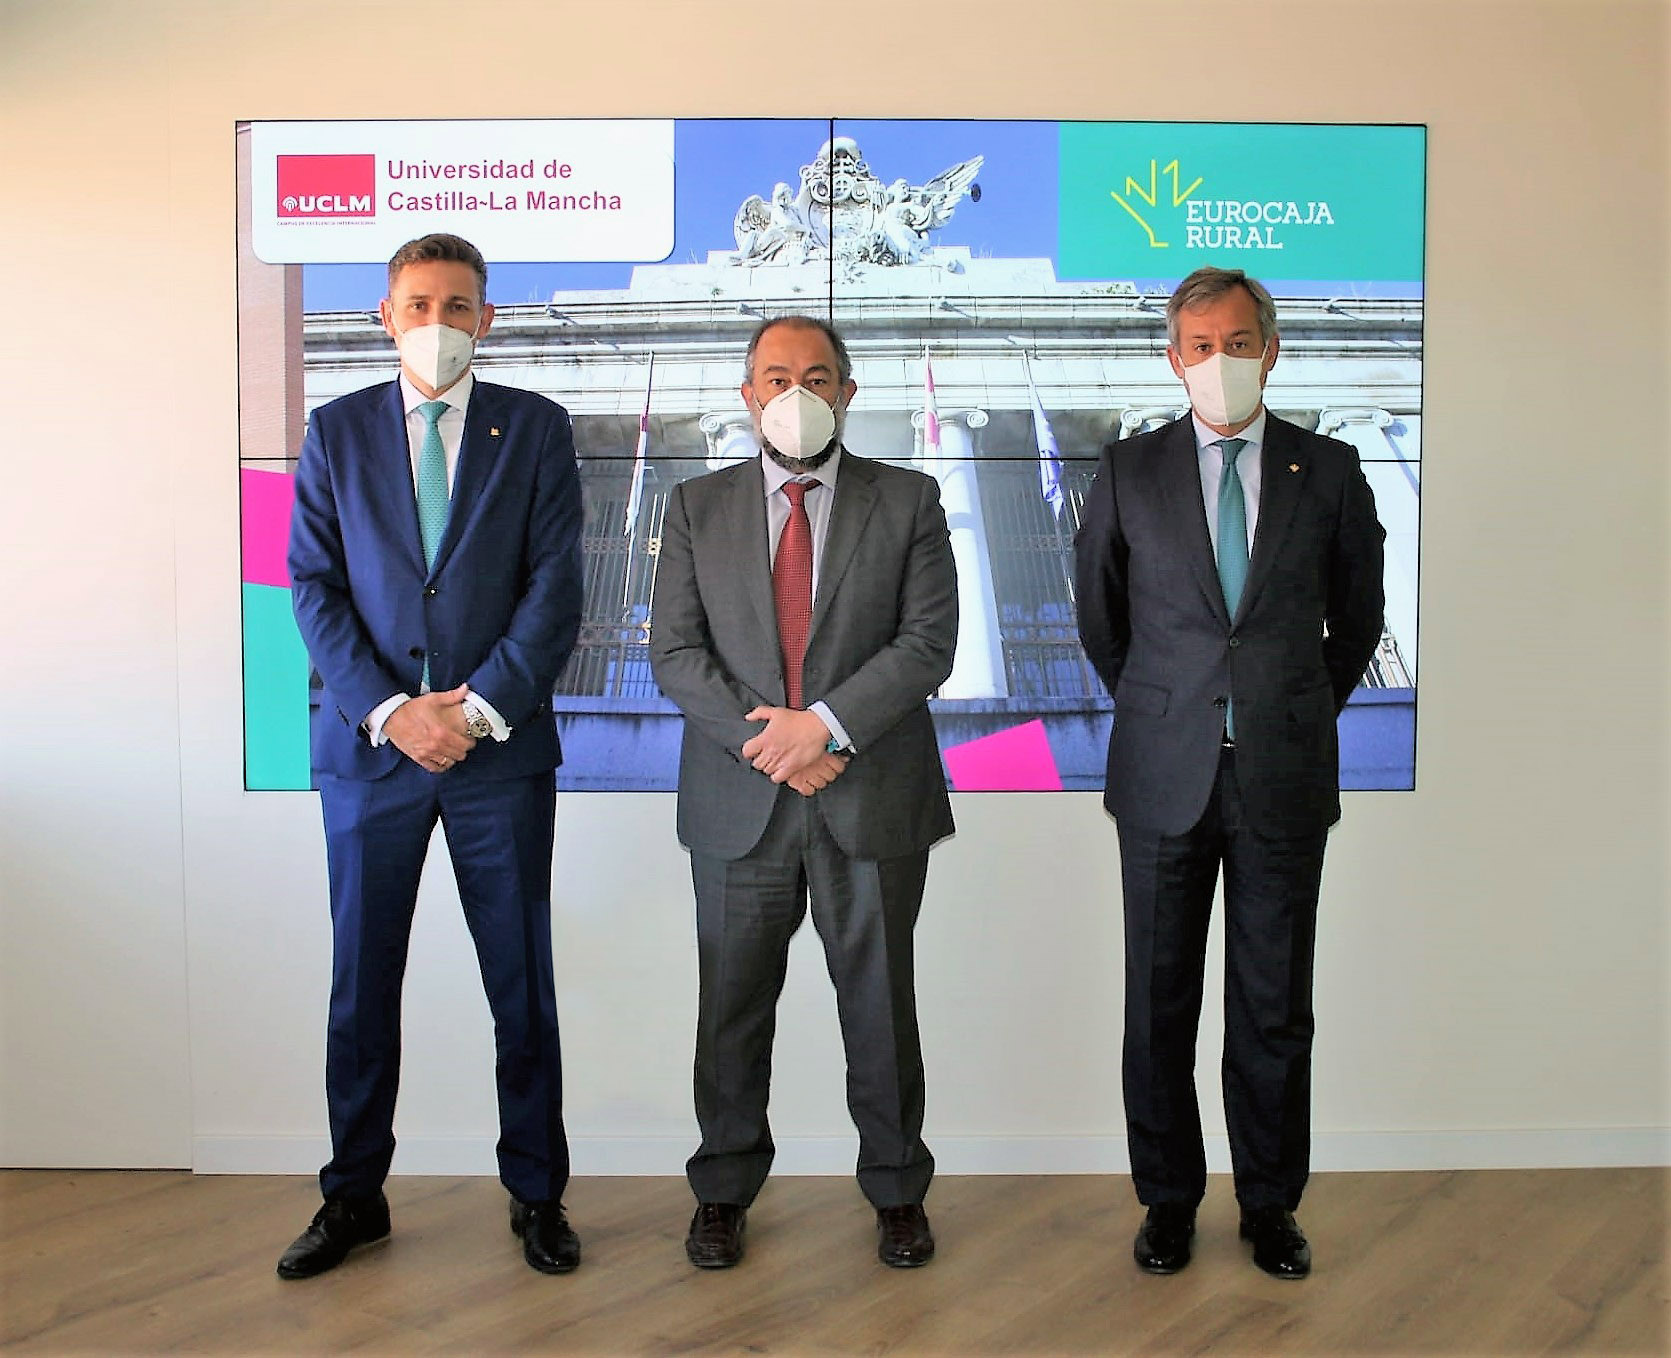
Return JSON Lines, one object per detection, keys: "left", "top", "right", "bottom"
{"left": 1289, "top": 463, "right": 1300, "bottom": 472}
{"left": 490, "top": 427, "right": 502, "bottom": 437}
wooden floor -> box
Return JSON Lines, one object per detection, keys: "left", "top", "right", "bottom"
{"left": 1, "top": 1169, "right": 1665, "bottom": 1355}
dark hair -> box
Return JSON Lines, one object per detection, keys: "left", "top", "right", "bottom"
{"left": 1166, "top": 267, "right": 1279, "bottom": 348}
{"left": 386, "top": 233, "right": 488, "bottom": 304}
{"left": 743, "top": 315, "right": 854, "bottom": 386}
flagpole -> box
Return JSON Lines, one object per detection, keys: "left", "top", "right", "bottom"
{"left": 620, "top": 351, "right": 655, "bottom": 620}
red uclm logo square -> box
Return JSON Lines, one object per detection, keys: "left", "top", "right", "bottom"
{"left": 277, "top": 155, "right": 375, "bottom": 218}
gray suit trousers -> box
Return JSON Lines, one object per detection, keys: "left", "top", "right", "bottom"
{"left": 687, "top": 785, "right": 934, "bottom": 1209}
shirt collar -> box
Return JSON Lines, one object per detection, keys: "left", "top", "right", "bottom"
{"left": 761, "top": 444, "right": 843, "bottom": 497}
{"left": 1191, "top": 407, "right": 1267, "bottom": 454}
{"left": 400, "top": 369, "right": 474, "bottom": 418}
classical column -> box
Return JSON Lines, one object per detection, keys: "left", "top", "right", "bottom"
{"left": 914, "top": 407, "right": 1007, "bottom": 699}
{"left": 1120, "top": 405, "right": 1188, "bottom": 439}
{"left": 1320, "top": 407, "right": 1419, "bottom": 682}
{"left": 700, "top": 412, "right": 759, "bottom": 468}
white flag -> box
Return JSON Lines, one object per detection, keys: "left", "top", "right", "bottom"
{"left": 1025, "top": 354, "right": 1066, "bottom": 521}
{"left": 624, "top": 353, "right": 654, "bottom": 536}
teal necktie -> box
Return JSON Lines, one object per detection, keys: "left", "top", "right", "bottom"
{"left": 416, "top": 400, "right": 450, "bottom": 570}
{"left": 1215, "top": 437, "right": 1249, "bottom": 739}
{"left": 415, "top": 400, "right": 449, "bottom": 691}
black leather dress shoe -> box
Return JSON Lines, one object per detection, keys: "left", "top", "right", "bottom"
{"left": 686, "top": 1202, "right": 747, "bottom": 1268}
{"left": 509, "top": 1197, "right": 581, "bottom": 1274}
{"left": 276, "top": 1191, "right": 390, "bottom": 1280}
{"left": 1133, "top": 1203, "right": 1196, "bottom": 1274}
{"left": 1240, "top": 1207, "right": 1311, "bottom": 1279}
{"left": 876, "top": 1204, "right": 935, "bottom": 1268}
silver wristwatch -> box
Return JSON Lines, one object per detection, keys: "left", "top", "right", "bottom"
{"left": 461, "top": 701, "right": 493, "bottom": 740}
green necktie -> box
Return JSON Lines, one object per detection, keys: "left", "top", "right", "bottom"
{"left": 415, "top": 400, "right": 449, "bottom": 691}
{"left": 416, "top": 400, "right": 450, "bottom": 570}
{"left": 1216, "top": 437, "right": 1249, "bottom": 739}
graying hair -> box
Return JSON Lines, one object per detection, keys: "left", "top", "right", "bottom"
{"left": 743, "top": 315, "right": 854, "bottom": 386}
{"left": 1166, "top": 267, "right": 1279, "bottom": 349}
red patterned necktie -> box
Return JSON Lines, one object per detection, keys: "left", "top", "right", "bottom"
{"left": 773, "top": 479, "right": 817, "bottom": 709}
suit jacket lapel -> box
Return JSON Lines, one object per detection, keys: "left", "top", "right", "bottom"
{"left": 809, "top": 454, "right": 879, "bottom": 640}
{"left": 727, "top": 458, "right": 777, "bottom": 641}
{"left": 377, "top": 382, "right": 427, "bottom": 575}
{"left": 428, "top": 382, "right": 506, "bottom": 579}
{"left": 1158, "top": 419, "right": 1231, "bottom": 624}
{"left": 1238, "top": 416, "right": 1306, "bottom": 621}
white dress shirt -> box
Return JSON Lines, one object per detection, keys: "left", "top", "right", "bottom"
{"left": 1192, "top": 408, "right": 1267, "bottom": 558}
{"left": 364, "top": 371, "right": 509, "bottom": 746}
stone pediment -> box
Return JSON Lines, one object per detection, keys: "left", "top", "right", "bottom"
{"left": 731, "top": 136, "right": 983, "bottom": 269}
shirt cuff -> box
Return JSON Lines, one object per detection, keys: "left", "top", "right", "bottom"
{"left": 363, "top": 693, "right": 411, "bottom": 747}
{"left": 464, "top": 692, "right": 512, "bottom": 742}
{"left": 809, "top": 701, "right": 854, "bottom": 754}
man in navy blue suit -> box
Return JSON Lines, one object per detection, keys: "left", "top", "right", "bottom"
{"left": 280, "top": 233, "right": 585, "bottom": 1279}
{"left": 1076, "top": 267, "right": 1384, "bottom": 1281}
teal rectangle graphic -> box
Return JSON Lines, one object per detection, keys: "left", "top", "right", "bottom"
{"left": 243, "top": 582, "right": 312, "bottom": 791}
{"left": 1058, "top": 122, "right": 1425, "bottom": 283}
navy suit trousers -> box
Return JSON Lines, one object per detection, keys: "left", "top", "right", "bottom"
{"left": 317, "top": 762, "right": 568, "bottom": 1204}
{"left": 1117, "top": 747, "right": 1327, "bottom": 1213}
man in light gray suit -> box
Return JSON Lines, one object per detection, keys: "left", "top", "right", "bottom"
{"left": 1075, "top": 268, "right": 1384, "bottom": 1281}
{"left": 650, "top": 315, "right": 957, "bottom": 1271}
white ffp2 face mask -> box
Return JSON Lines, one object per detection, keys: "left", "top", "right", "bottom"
{"left": 397, "top": 323, "right": 477, "bottom": 393}
{"left": 1180, "top": 350, "right": 1267, "bottom": 427}
{"left": 758, "top": 385, "right": 838, "bottom": 463}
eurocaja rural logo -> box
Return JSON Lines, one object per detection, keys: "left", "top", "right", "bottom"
{"left": 1108, "top": 158, "right": 1334, "bottom": 253}
{"left": 276, "top": 154, "right": 376, "bottom": 220}
{"left": 1057, "top": 123, "right": 1425, "bottom": 285}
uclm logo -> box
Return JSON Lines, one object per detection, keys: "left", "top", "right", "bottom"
{"left": 276, "top": 154, "right": 375, "bottom": 219}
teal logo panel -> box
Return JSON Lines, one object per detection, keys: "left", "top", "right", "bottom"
{"left": 1059, "top": 123, "right": 1425, "bottom": 283}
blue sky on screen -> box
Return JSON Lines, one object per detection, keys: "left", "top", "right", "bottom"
{"left": 830, "top": 118, "right": 1059, "bottom": 260}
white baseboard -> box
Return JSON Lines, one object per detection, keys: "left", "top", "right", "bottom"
{"left": 192, "top": 1128, "right": 1671, "bottom": 1177}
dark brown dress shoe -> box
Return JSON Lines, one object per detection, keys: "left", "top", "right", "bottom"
{"left": 510, "top": 1197, "right": 581, "bottom": 1274}
{"left": 1239, "top": 1206, "right": 1311, "bottom": 1279}
{"left": 276, "top": 1191, "right": 390, "bottom": 1279}
{"left": 1133, "top": 1203, "right": 1196, "bottom": 1274}
{"left": 686, "top": 1202, "right": 747, "bottom": 1269}
{"left": 876, "top": 1203, "right": 935, "bottom": 1268}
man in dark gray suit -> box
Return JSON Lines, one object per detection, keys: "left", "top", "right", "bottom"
{"left": 651, "top": 316, "right": 956, "bottom": 1271}
{"left": 1075, "top": 267, "right": 1384, "bottom": 1280}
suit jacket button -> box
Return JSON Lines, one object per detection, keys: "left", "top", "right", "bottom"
{"left": 1213, "top": 696, "right": 1227, "bottom": 708}
{"left": 1228, "top": 637, "right": 1241, "bottom": 648}
{"left": 424, "top": 586, "right": 438, "bottom": 597}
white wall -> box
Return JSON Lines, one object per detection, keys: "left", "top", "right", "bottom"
{"left": 3, "top": 0, "right": 1666, "bottom": 1174}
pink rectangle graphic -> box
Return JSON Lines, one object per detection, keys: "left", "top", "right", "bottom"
{"left": 241, "top": 467, "right": 295, "bottom": 588}
{"left": 942, "top": 719, "right": 1063, "bottom": 792}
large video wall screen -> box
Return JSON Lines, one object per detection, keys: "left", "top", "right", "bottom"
{"left": 238, "top": 118, "right": 1423, "bottom": 793}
